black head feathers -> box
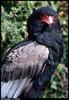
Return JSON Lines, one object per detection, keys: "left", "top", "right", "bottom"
{"left": 32, "top": 7, "right": 57, "bottom": 16}
{"left": 27, "top": 7, "right": 60, "bottom": 37}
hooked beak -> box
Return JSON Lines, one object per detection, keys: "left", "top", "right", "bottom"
{"left": 48, "top": 16, "right": 54, "bottom": 24}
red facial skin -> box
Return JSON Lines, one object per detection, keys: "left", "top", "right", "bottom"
{"left": 41, "top": 15, "right": 56, "bottom": 25}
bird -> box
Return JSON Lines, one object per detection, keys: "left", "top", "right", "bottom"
{"left": 1, "top": 7, "right": 63, "bottom": 98}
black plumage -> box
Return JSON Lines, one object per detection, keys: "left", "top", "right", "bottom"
{"left": 1, "top": 7, "right": 63, "bottom": 98}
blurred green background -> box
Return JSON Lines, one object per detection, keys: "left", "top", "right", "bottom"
{"left": 1, "top": 1, "right": 68, "bottom": 98}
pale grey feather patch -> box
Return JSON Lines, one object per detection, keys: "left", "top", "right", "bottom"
{"left": 1, "top": 41, "right": 49, "bottom": 98}
{"left": 13, "top": 78, "right": 30, "bottom": 98}
{"left": 1, "top": 81, "right": 15, "bottom": 98}
{"left": 1, "top": 81, "right": 10, "bottom": 97}
{"left": 6, "top": 80, "right": 22, "bottom": 98}
{"left": 1, "top": 41, "right": 49, "bottom": 81}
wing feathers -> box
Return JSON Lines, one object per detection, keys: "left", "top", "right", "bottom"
{"left": 1, "top": 78, "right": 32, "bottom": 98}
{"left": 13, "top": 79, "right": 27, "bottom": 98}
{"left": 7, "top": 80, "right": 21, "bottom": 98}
{"left": 1, "top": 81, "right": 14, "bottom": 98}
{"left": 1, "top": 41, "right": 49, "bottom": 98}
{"left": 1, "top": 41, "right": 49, "bottom": 81}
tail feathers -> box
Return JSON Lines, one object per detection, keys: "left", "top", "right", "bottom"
{"left": 1, "top": 78, "right": 31, "bottom": 98}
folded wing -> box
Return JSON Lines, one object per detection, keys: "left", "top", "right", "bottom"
{"left": 1, "top": 41, "right": 49, "bottom": 98}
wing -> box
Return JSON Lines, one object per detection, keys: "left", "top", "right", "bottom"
{"left": 1, "top": 40, "right": 49, "bottom": 98}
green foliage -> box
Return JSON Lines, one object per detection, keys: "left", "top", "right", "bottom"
{"left": 1, "top": 1, "right": 68, "bottom": 98}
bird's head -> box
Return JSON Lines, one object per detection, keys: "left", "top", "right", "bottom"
{"left": 27, "top": 6, "right": 60, "bottom": 37}
{"left": 37, "top": 7, "right": 58, "bottom": 25}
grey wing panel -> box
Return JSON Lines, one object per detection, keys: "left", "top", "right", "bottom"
{"left": 1, "top": 41, "right": 49, "bottom": 81}
{"left": 1, "top": 78, "right": 32, "bottom": 98}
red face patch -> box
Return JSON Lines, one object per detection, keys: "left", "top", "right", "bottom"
{"left": 41, "top": 15, "right": 56, "bottom": 24}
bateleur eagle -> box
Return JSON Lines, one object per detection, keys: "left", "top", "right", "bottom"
{"left": 1, "top": 7, "right": 63, "bottom": 98}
